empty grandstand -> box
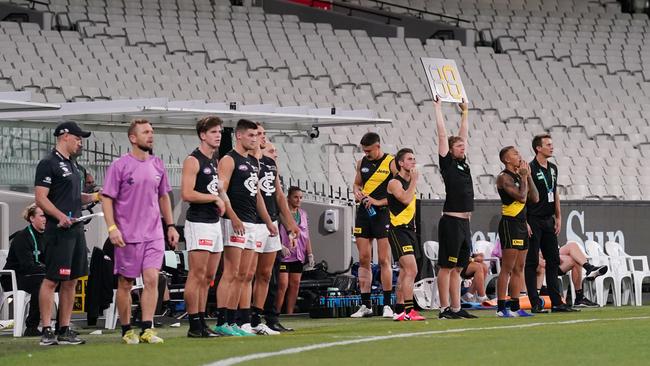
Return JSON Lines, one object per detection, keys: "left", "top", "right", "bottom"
{"left": 0, "top": 0, "right": 646, "bottom": 201}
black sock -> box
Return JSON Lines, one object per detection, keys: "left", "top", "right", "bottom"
{"left": 217, "top": 307, "right": 226, "bottom": 326}
{"left": 251, "top": 307, "right": 263, "bottom": 327}
{"left": 58, "top": 326, "right": 69, "bottom": 335}
{"left": 226, "top": 308, "right": 237, "bottom": 325}
{"left": 383, "top": 291, "right": 392, "bottom": 307}
{"left": 583, "top": 262, "right": 595, "bottom": 271}
{"left": 238, "top": 308, "right": 251, "bottom": 326}
{"left": 497, "top": 299, "right": 507, "bottom": 312}
{"left": 509, "top": 298, "right": 520, "bottom": 311}
{"left": 140, "top": 321, "right": 153, "bottom": 334}
{"left": 405, "top": 299, "right": 414, "bottom": 314}
{"left": 121, "top": 324, "right": 131, "bottom": 337}
{"left": 189, "top": 313, "right": 201, "bottom": 331}
{"left": 361, "top": 293, "right": 371, "bottom": 308}
{"left": 395, "top": 303, "right": 405, "bottom": 314}
{"left": 575, "top": 289, "right": 584, "bottom": 301}
{"left": 199, "top": 312, "right": 208, "bottom": 328}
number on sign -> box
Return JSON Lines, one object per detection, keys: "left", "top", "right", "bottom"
{"left": 428, "top": 64, "right": 463, "bottom": 100}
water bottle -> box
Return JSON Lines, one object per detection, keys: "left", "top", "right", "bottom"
{"left": 362, "top": 197, "right": 376, "bottom": 217}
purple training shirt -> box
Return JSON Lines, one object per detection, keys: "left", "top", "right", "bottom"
{"left": 102, "top": 153, "right": 171, "bottom": 243}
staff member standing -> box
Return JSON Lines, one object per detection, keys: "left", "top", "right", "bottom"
{"left": 434, "top": 97, "right": 477, "bottom": 319}
{"left": 524, "top": 134, "right": 576, "bottom": 313}
{"left": 35, "top": 121, "right": 99, "bottom": 346}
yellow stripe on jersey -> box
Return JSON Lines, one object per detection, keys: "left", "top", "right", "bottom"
{"left": 390, "top": 192, "right": 416, "bottom": 226}
{"left": 362, "top": 155, "right": 394, "bottom": 196}
{"left": 502, "top": 200, "right": 525, "bottom": 217}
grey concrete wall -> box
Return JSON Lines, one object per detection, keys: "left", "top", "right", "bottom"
{"left": 301, "top": 200, "right": 354, "bottom": 272}
{"left": 419, "top": 200, "right": 650, "bottom": 256}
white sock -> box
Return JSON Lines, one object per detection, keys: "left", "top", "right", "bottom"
{"left": 451, "top": 307, "right": 461, "bottom": 312}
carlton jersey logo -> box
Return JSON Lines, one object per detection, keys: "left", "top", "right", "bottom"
{"left": 203, "top": 167, "right": 213, "bottom": 175}
{"left": 244, "top": 174, "right": 259, "bottom": 196}
{"left": 207, "top": 175, "right": 219, "bottom": 195}
{"left": 259, "top": 171, "right": 276, "bottom": 196}
{"left": 238, "top": 164, "right": 249, "bottom": 171}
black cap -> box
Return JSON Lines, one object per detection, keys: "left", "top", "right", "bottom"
{"left": 53, "top": 121, "right": 91, "bottom": 138}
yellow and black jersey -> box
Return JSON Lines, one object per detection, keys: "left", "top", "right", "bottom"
{"left": 497, "top": 169, "right": 526, "bottom": 221}
{"left": 387, "top": 174, "right": 416, "bottom": 228}
{"left": 360, "top": 153, "right": 394, "bottom": 200}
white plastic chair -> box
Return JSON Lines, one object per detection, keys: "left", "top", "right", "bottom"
{"left": 413, "top": 278, "right": 439, "bottom": 310}
{"left": 605, "top": 241, "right": 646, "bottom": 306}
{"left": 583, "top": 241, "right": 621, "bottom": 306}
{"left": 472, "top": 240, "right": 501, "bottom": 292}
{"left": 422, "top": 240, "right": 439, "bottom": 267}
{"left": 104, "top": 276, "right": 144, "bottom": 330}
{"left": 415, "top": 241, "right": 440, "bottom": 309}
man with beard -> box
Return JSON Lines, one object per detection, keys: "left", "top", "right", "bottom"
{"left": 102, "top": 119, "right": 180, "bottom": 344}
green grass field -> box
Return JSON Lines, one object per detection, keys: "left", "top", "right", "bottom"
{"left": 2, "top": 307, "right": 650, "bottom": 366}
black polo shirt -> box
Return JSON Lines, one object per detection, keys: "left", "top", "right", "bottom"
{"left": 34, "top": 149, "right": 83, "bottom": 229}
{"left": 526, "top": 157, "right": 558, "bottom": 218}
{"left": 439, "top": 153, "right": 474, "bottom": 212}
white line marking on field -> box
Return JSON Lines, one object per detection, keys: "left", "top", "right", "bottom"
{"left": 206, "top": 316, "right": 650, "bottom": 366}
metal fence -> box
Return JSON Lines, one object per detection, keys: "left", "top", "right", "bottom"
{"left": 0, "top": 160, "right": 183, "bottom": 188}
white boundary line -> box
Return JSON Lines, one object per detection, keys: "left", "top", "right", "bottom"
{"left": 206, "top": 316, "right": 650, "bottom": 366}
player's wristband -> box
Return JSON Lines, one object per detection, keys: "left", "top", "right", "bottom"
{"left": 92, "top": 192, "right": 100, "bottom": 202}
{"left": 165, "top": 223, "right": 175, "bottom": 230}
{"left": 462, "top": 110, "right": 469, "bottom": 115}
{"left": 108, "top": 224, "right": 118, "bottom": 233}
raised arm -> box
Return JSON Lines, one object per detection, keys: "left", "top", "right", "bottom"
{"left": 457, "top": 98, "right": 469, "bottom": 145}
{"left": 434, "top": 97, "right": 449, "bottom": 157}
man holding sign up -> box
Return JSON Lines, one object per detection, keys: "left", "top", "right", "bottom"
{"left": 423, "top": 58, "right": 477, "bottom": 319}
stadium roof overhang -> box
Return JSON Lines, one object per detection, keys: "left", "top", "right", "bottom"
{"left": 0, "top": 97, "right": 391, "bottom": 134}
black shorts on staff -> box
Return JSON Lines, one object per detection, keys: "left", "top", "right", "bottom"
{"left": 279, "top": 261, "right": 303, "bottom": 274}
{"left": 498, "top": 217, "right": 529, "bottom": 251}
{"left": 438, "top": 215, "right": 471, "bottom": 268}
{"left": 354, "top": 206, "right": 389, "bottom": 239}
{"left": 43, "top": 225, "right": 89, "bottom": 281}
